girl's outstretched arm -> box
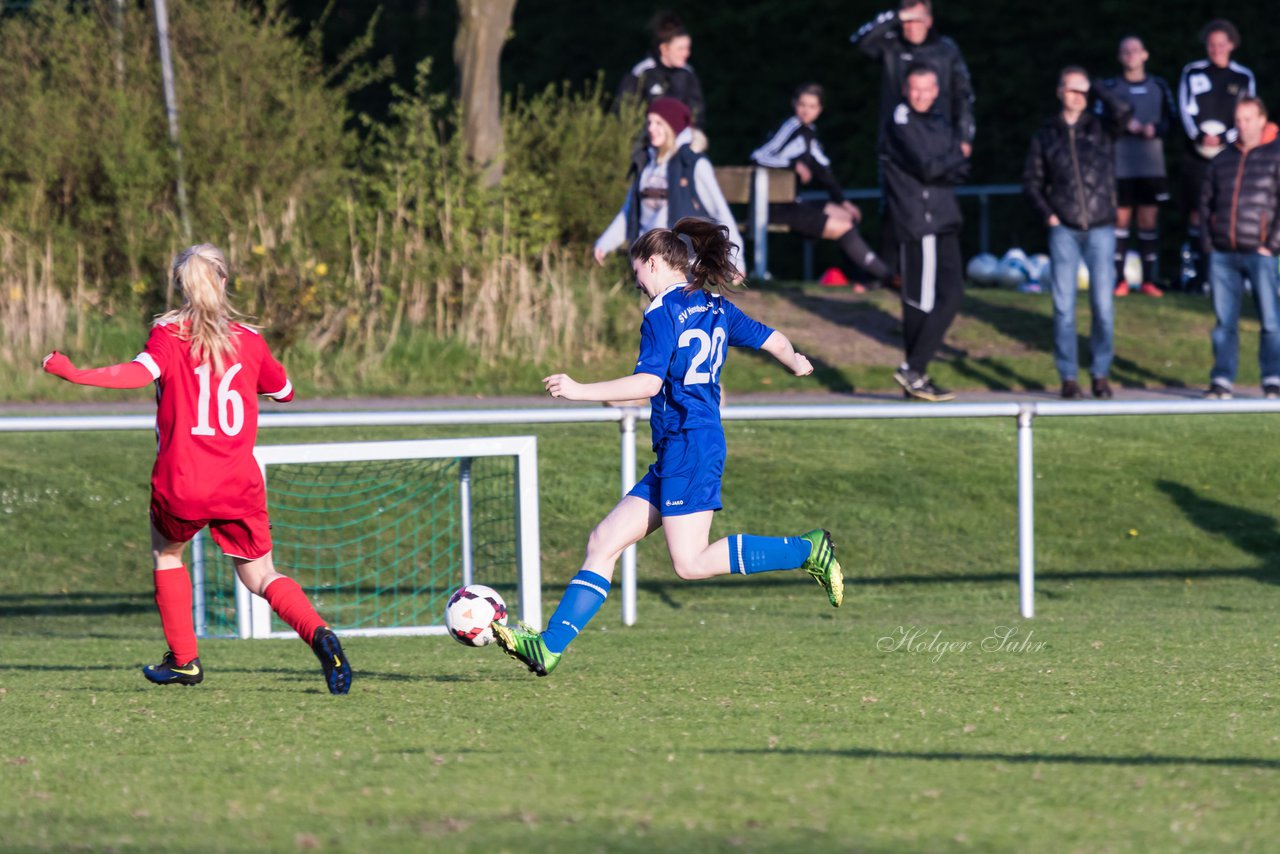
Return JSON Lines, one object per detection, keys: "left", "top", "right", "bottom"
{"left": 759, "top": 331, "right": 814, "bottom": 377}
{"left": 42, "top": 351, "right": 154, "bottom": 389}
{"left": 543, "top": 372, "right": 663, "bottom": 402}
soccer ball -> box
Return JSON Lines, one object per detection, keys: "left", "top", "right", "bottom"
{"left": 996, "top": 248, "right": 1030, "bottom": 287}
{"left": 444, "top": 584, "right": 508, "bottom": 647}
{"left": 1122, "top": 250, "right": 1142, "bottom": 286}
{"left": 1026, "top": 253, "right": 1050, "bottom": 284}
{"left": 966, "top": 253, "right": 1000, "bottom": 285}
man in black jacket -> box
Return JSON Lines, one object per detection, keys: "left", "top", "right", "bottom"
{"left": 852, "top": 0, "right": 975, "bottom": 151}
{"left": 881, "top": 63, "right": 970, "bottom": 401}
{"left": 1024, "top": 66, "right": 1133, "bottom": 400}
{"left": 1199, "top": 97, "right": 1280, "bottom": 399}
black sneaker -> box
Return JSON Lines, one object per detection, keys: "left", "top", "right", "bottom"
{"left": 894, "top": 368, "right": 955, "bottom": 402}
{"left": 1264, "top": 384, "right": 1280, "bottom": 400}
{"left": 311, "top": 627, "right": 352, "bottom": 695}
{"left": 1205, "top": 383, "right": 1233, "bottom": 400}
{"left": 1061, "top": 380, "right": 1084, "bottom": 400}
{"left": 142, "top": 651, "right": 203, "bottom": 686}
{"left": 1091, "top": 377, "right": 1113, "bottom": 399}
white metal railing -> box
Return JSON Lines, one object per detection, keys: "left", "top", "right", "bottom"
{"left": 749, "top": 174, "right": 1023, "bottom": 280}
{"left": 6, "top": 398, "right": 1280, "bottom": 623}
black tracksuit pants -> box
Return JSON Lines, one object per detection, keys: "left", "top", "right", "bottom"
{"left": 899, "top": 231, "right": 964, "bottom": 374}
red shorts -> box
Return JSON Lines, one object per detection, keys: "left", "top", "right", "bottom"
{"left": 150, "top": 499, "right": 273, "bottom": 561}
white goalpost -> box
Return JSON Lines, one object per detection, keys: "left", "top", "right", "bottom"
{"left": 192, "top": 436, "right": 541, "bottom": 639}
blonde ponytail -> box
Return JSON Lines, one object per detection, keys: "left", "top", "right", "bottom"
{"left": 153, "top": 244, "right": 253, "bottom": 374}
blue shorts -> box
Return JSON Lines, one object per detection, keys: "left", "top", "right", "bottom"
{"left": 628, "top": 428, "right": 725, "bottom": 516}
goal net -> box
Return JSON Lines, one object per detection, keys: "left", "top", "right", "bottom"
{"left": 192, "top": 436, "right": 541, "bottom": 638}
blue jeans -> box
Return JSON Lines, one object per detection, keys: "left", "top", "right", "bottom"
{"left": 1048, "top": 224, "right": 1116, "bottom": 380}
{"left": 1209, "top": 251, "right": 1280, "bottom": 386}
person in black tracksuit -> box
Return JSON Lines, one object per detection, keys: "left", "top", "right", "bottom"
{"left": 616, "top": 11, "right": 706, "bottom": 129}
{"left": 880, "top": 63, "right": 970, "bottom": 402}
{"left": 750, "top": 84, "right": 889, "bottom": 286}
{"left": 852, "top": 1, "right": 975, "bottom": 279}
{"left": 1177, "top": 18, "right": 1256, "bottom": 290}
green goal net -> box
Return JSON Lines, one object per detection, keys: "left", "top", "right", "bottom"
{"left": 193, "top": 437, "right": 542, "bottom": 638}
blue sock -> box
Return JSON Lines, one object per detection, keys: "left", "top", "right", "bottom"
{"left": 541, "top": 570, "right": 610, "bottom": 654}
{"left": 727, "top": 534, "right": 812, "bottom": 575}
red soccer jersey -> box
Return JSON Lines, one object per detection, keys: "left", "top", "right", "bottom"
{"left": 132, "top": 322, "right": 292, "bottom": 520}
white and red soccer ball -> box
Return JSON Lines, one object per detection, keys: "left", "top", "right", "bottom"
{"left": 444, "top": 584, "right": 508, "bottom": 647}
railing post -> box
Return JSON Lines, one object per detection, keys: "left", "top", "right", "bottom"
{"left": 980, "top": 192, "right": 991, "bottom": 256}
{"left": 1017, "top": 405, "right": 1035, "bottom": 618}
{"left": 620, "top": 409, "right": 639, "bottom": 626}
{"left": 752, "top": 167, "right": 769, "bottom": 280}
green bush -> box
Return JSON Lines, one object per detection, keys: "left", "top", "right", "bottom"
{"left": 0, "top": 1, "right": 640, "bottom": 381}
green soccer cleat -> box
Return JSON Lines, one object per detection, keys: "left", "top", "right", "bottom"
{"left": 492, "top": 622, "right": 562, "bottom": 677}
{"left": 800, "top": 529, "right": 844, "bottom": 608}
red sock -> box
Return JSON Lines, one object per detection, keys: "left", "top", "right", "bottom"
{"left": 262, "top": 576, "right": 327, "bottom": 645}
{"left": 153, "top": 566, "right": 198, "bottom": 665}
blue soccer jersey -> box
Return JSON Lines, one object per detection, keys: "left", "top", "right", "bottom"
{"left": 633, "top": 285, "right": 773, "bottom": 447}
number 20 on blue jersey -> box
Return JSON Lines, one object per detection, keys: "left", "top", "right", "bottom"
{"left": 679, "top": 328, "right": 727, "bottom": 385}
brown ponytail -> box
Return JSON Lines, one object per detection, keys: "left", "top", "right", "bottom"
{"left": 629, "top": 216, "right": 742, "bottom": 293}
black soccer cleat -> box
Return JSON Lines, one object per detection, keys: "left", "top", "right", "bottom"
{"left": 142, "top": 651, "right": 204, "bottom": 686}
{"left": 311, "top": 626, "right": 352, "bottom": 695}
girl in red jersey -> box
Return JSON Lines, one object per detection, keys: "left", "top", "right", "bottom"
{"left": 42, "top": 244, "right": 351, "bottom": 694}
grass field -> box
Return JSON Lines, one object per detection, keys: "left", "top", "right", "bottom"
{"left": 3, "top": 416, "right": 1280, "bottom": 852}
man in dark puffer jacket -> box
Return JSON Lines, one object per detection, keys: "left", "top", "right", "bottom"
{"left": 1199, "top": 97, "right": 1280, "bottom": 400}
{"left": 1024, "top": 66, "right": 1133, "bottom": 400}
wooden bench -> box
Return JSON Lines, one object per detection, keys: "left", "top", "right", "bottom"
{"left": 714, "top": 166, "right": 799, "bottom": 280}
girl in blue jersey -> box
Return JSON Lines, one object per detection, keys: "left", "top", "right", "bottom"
{"left": 493, "top": 217, "right": 844, "bottom": 677}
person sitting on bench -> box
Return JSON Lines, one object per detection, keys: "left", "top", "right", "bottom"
{"left": 751, "top": 83, "right": 889, "bottom": 287}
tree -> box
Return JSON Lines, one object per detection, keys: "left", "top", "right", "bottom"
{"left": 454, "top": 0, "right": 516, "bottom": 186}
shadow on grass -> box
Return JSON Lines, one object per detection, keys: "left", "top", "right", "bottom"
{"left": 709, "top": 746, "right": 1280, "bottom": 770}
{"left": 1157, "top": 480, "right": 1280, "bottom": 582}
{"left": 747, "top": 285, "right": 1193, "bottom": 392}
{"left": 961, "top": 294, "right": 1189, "bottom": 389}
{"left": 0, "top": 592, "right": 152, "bottom": 618}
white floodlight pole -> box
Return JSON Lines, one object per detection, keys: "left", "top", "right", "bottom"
{"left": 152, "top": 0, "right": 193, "bottom": 248}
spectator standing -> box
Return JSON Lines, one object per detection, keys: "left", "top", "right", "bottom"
{"left": 851, "top": 0, "right": 975, "bottom": 150}
{"left": 594, "top": 98, "right": 745, "bottom": 274}
{"left": 617, "top": 11, "right": 706, "bottom": 129}
{"left": 1199, "top": 98, "right": 1280, "bottom": 400}
{"left": 1024, "top": 66, "right": 1134, "bottom": 400}
{"left": 880, "top": 64, "right": 970, "bottom": 402}
{"left": 750, "top": 83, "right": 890, "bottom": 288}
{"left": 1100, "top": 36, "right": 1175, "bottom": 298}
{"left": 852, "top": 0, "right": 975, "bottom": 278}
{"left": 1176, "top": 19, "right": 1255, "bottom": 291}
